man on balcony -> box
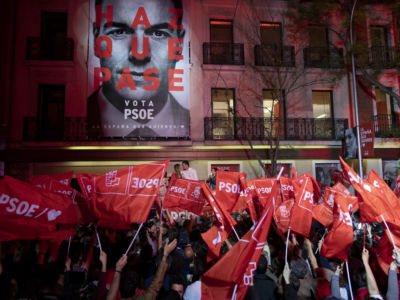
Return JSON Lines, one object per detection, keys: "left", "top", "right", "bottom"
{"left": 87, "top": 0, "right": 190, "bottom": 138}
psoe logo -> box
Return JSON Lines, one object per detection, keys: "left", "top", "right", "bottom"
{"left": 191, "top": 186, "right": 201, "bottom": 199}
{"left": 105, "top": 171, "right": 120, "bottom": 187}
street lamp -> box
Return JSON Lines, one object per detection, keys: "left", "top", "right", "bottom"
{"left": 349, "top": 0, "right": 364, "bottom": 178}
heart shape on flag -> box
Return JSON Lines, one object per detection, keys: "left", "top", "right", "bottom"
{"left": 47, "top": 209, "right": 62, "bottom": 221}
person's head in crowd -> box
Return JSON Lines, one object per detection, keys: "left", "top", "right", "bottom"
{"left": 161, "top": 290, "right": 181, "bottom": 300}
{"left": 120, "top": 270, "right": 140, "bottom": 298}
{"left": 256, "top": 255, "right": 268, "bottom": 275}
{"left": 174, "top": 163, "right": 182, "bottom": 176}
{"left": 170, "top": 276, "right": 184, "bottom": 298}
{"left": 184, "top": 244, "right": 194, "bottom": 259}
{"left": 289, "top": 257, "right": 308, "bottom": 289}
{"left": 93, "top": 0, "right": 185, "bottom": 113}
{"left": 182, "top": 160, "right": 189, "bottom": 171}
{"left": 211, "top": 167, "right": 217, "bottom": 177}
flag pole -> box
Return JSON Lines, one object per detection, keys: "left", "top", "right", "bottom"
{"left": 285, "top": 228, "right": 291, "bottom": 265}
{"left": 346, "top": 261, "right": 354, "bottom": 300}
{"left": 231, "top": 225, "right": 240, "bottom": 241}
{"left": 95, "top": 228, "right": 103, "bottom": 253}
{"left": 67, "top": 236, "right": 72, "bottom": 256}
{"left": 231, "top": 284, "right": 238, "bottom": 300}
{"left": 380, "top": 214, "right": 397, "bottom": 251}
{"left": 315, "top": 229, "right": 328, "bottom": 255}
{"left": 125, "top": 223, "right": 144, "bottom": 255}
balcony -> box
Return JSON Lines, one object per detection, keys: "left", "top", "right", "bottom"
{"left": 23, "top": 117, "right": 86, "bottom": 141}
{"left": 26, "top": 37, "right": 74, "bottom": 60}
{"left": 304, "top": 47, "right": 344, "bottom": 68}
{"left": 370, "top": 46, "right": 400, "bottom": 69}
{"left": 204, "top": 117, "right": 348, "bottom": 140}
{"left": 254, "top": 45, "right": 295, "bottom": 67}
{"left": 372, "top": 114, "right": 400, "bottom": 138}
{"left": 203, "top": 42, "right": 244, "bottom": 65}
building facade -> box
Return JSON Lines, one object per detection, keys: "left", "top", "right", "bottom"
{"left": 1, "top": 0, "right": 399, "bottom": 185}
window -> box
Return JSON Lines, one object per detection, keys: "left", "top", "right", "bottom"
{"left": 211, "top": 88, "right": 235, "bottom": 139}
{"left": 374, "top": 87, "right": 399, "bottom": 132}
{"left": 263, "top": 90, "right": 284, "bottom": 138}
{"left": 37, "top": 85, "right": 65, "bottom": 140}
{"left": 260, "top": 23, "right": 281, "bottom": 45}
{"left": 41, "top": 12, "right": 68, "bottom": 59}
{"left": 308, "top": 26, "right": 328, "bottom": 47}
{"left": 210, "top": 20, "right": 233, "bottom": 43}
{"left": 312, "top": 91, "right": 333, "bottom": 139}
{"left": 370, "top": 26, "right": 391, "bottom": 67}
{"left": 312, "top": 91, "right": 332, "bottom": 119}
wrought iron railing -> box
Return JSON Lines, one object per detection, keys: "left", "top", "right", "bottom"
{"left": 26, "top": 37, "right": 74, "bottom": 60}
{"left": 254, "top": 45, "right": 295, "bottom": 67}
{"left": 304, "top": 47, "right": 344, "bottom": 68}
{"left": 370, "top": 46, "right": 400, "bottom": 69}
{"left": 372, "top": 114, "right": 400, "bottom": 137}
{"left": 203, "top": 42, "right": 244, "bottom": 65}
{"left": 204, "top": 117, "right": 348, "bottom": 140}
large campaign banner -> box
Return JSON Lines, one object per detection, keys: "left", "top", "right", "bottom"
{"left": 87, "top": 0, "right": 190, "bottom": 138}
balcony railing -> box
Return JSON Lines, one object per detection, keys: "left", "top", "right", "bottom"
{"left": 204, "top": 117, "right": 348, "bottom": 140}
{"left": 304, "top": 47, "right": 344, "bottom": 68}
{"left": 370, "top": 46, "right": 400, "bottom": 69}
{"left": 372, "top": 114, "right": 400, "bottom": 137}
{"left": 203, "top": 42, "right": 244, "bottom": 65}
{"left": 254, "top": 45, "right": 295, "bottom": 67}
{"left": 23, "top": 117, "right": 86, "bottom": 141}
{"left": 26, "top": 37, "right": 74, "bottom": 60}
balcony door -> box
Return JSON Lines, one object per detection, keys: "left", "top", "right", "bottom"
{"left": 263, "top": 90, "right": 284, "bottom": 138}
{"left": 209, "top": 20, "right": 233, "bottom": 64}
{"left": 212, "top": 88, "right": 235, "bottom": 139}
{"left": 370, "top": 26, "right": 391, "bottom": 66}
{"left": 38, "top": 85, "right": 65, "bottom": 140}
{"left": 374, "top": 87, "right": 398, "bottom": 132}
{"left": 312, "top": 91, "right": 333, "bottom": 139}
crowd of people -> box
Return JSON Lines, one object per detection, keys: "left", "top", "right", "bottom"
{"left": 0, "top": 163, "right": 399, "bottom": 300}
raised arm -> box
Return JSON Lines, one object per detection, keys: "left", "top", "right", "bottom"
{"left": 106, "top": 254, "right": 128, "bottom": 300}
{"left": 361, "top": 248, "right": 380, "bottom": 296}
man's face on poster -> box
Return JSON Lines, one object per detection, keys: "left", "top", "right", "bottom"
{"left": 95, "top": 0, "right": 184, "bottom": 101}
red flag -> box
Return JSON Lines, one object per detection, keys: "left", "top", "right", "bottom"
{"left": 340, "top": 157, "right": 400, "bottom": 224}
{"left": 164, "top": 177, "right": 205, "bottom": 216}
{"left": 274, "top": 199, "right": 294, "bottom": 234}
{"left": 201, "top": 183, "right": 237, "bottom": 261}
{"left": 292, "top": 167, "right": 298, "bottom": 179}
{"left": 279, "top": 176, "right": 294, "bottom": 203}
{"left": 201, "top": 183, "right": 278, "bottom": 300}
{"left": 0, "top": 176, "right": 79, "bottom": 240}
{"left": 253, "top": 178, "right": 277, "bottom": 207}
{"left": 29, "top": 171, "right": 74, "bottom": 189}
{"left": 372, "top": 224, "right": 400, "bottom": 275}
{"left": 320, "top": 189, "right": 358, "bottom": 261}
{"left": 215, "top": 171, "right": 246, "bottom": 213}
{"left": 312, "top": 187, "right": 335, "bottom": 228}
{"left": 289, "top": 176, "right": 315, "bottom": 237}
{"left": 37, "top": 180, "right": 95, "bottom": 223}
{"left": 83, "top": 161, "right": 169, "bottom": 229}
{"left": 237, "top": 176, "right": 257, "bottom": 222}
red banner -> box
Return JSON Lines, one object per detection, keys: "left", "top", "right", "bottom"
{"left": 164, "top": 177, "right": 205, "bottom": 216}
{"left": 360, "top": 122, "right": 374, "bottom": 158}
{"left": 215, "top": 171, "right": 246, "bottom": 213}
{"left": 0, "top": 176, "right": 79, "bottom": 240}
{"left": 80, "top": 161, "right": 169, "bottom": 229}
{"left": 289, "top": 176, "right": 315, "bottom": 237}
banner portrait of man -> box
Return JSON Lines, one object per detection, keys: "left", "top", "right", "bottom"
{"left": 87, "top": 0, "right": 190, "bottom": 138}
